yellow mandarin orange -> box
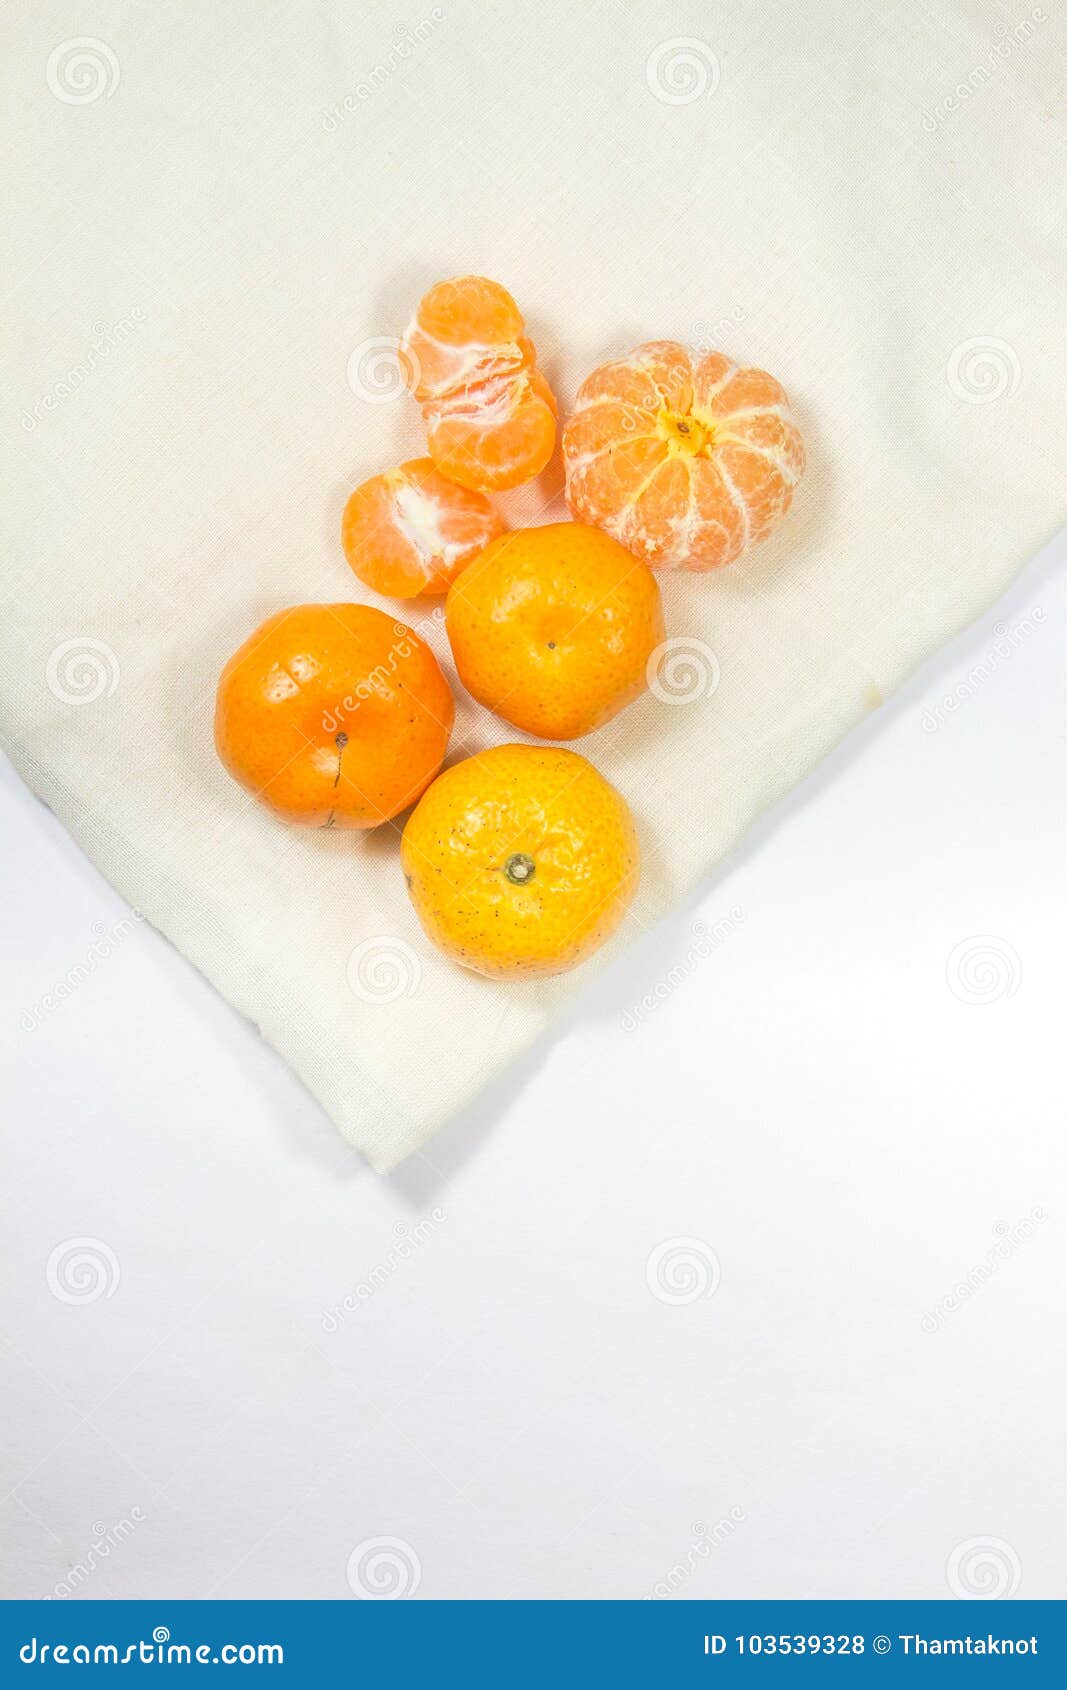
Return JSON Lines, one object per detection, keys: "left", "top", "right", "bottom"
{"left": 401, "top": 276, "right": 557, "bottom": 492}
{"left": 563, "top": 340, "right": 805, "bottom": 570}
{"left": 446, "top": 522, "right": 664, "bottom": 740}
{"left": 401, "top": 743, "right": 639, "bottom": 978}
{"left": 214, "top": 603, "right": 453, "bottom": 829}
{"left": 341, "top": 457, "right": 504, "bottom": 598}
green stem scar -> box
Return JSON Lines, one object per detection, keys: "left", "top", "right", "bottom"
{"left": 505, "top": 852, "right": 535, "bottom": 885}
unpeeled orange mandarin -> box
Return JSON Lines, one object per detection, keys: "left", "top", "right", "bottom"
{"left": 401, "top": 276, "right": 557, "bottom": 492}
{"left": 401, "top": 743, "right": 640, "bottom": 978}
{"left": 446, "top": 522, "right": 664, "bottom": 740}
{"left": 342, "top": 458, "right": 505, "bottom": 598}
{"left": 563, "top": 341, "right": 805, "bottom": 571}
{"left": 214, "top": 603, "right": 453, "bottom": 830}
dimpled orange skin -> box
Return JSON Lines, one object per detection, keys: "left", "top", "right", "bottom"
{"left": 401, "top": 744, "right": 640, "bottom": 979}
{"left": 445, "top": 523, "right": 665, "bottom": 741}
{"left": 214, "top": 603, "right": 454, "bottom": 830}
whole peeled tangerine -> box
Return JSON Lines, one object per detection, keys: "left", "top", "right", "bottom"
{"left": 563, "top": 340, "right": 805, "bottom": 571}
{"left": 445, "top": 522, "right": 665, "bottom": 740}
{"left": 401, "top": 742, "right": 640, "bottom": 979}
{"left": 214, "top": 603, "right": 453, "bottom": 829}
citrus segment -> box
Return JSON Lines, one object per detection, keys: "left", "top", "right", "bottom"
{"left": 342, "top": 458, "right": 504, "bottom": 598}
{"left": 401, "top": 276, "right": 557, "bottom": 492}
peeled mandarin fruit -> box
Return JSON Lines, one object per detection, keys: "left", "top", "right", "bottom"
{"left": 401, "top": 743, "right": 639, "bottom": 978}
{"left": 401, "top": 276, "right": 557, "bottom": 492}
{"left": 563, "top": 340, "right": 805, "bottom": 570}
{"left": 341, "top": 457, "right": 504, "bottom": 598}
{"left": 214, "top": 603, "right": 453, "bottom": 829}
{"left": 446, "top": 521, "right": 664, "bottom": 740}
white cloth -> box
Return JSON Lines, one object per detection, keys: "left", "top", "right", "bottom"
{"left": 4, "top": 1, "right": 1065, "bottom": 1169}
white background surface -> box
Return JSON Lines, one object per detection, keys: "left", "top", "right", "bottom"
{"left": 2, "top": 523, "right": 1064, "bottom": 1601}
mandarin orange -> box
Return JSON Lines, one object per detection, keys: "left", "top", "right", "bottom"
{"left": 401, "top": 276, "right": 557, "bottom": 492}
{"left": 401, "top": 743, "right": 640, "bottom": 978}
{"left": 342, "top": 457, "right": 504, "bottom": 598}
{"left": 446, "top": 522, "right": 664, "bottom": 740}
{"left": 563, "top": 341, "right": 804, "bottom": 570}
{"left": 214, "top": 603, "right": 453, "bottom": 829}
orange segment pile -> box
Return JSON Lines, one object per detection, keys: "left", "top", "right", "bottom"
{"left": 562, "top": 340, "right": 805, "bottom": 571}
{"left": 342, "top": 457, "right": 505, "bottom": 598}
{"left": 401, "top": 276, "right": 557, "bottom": 492}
